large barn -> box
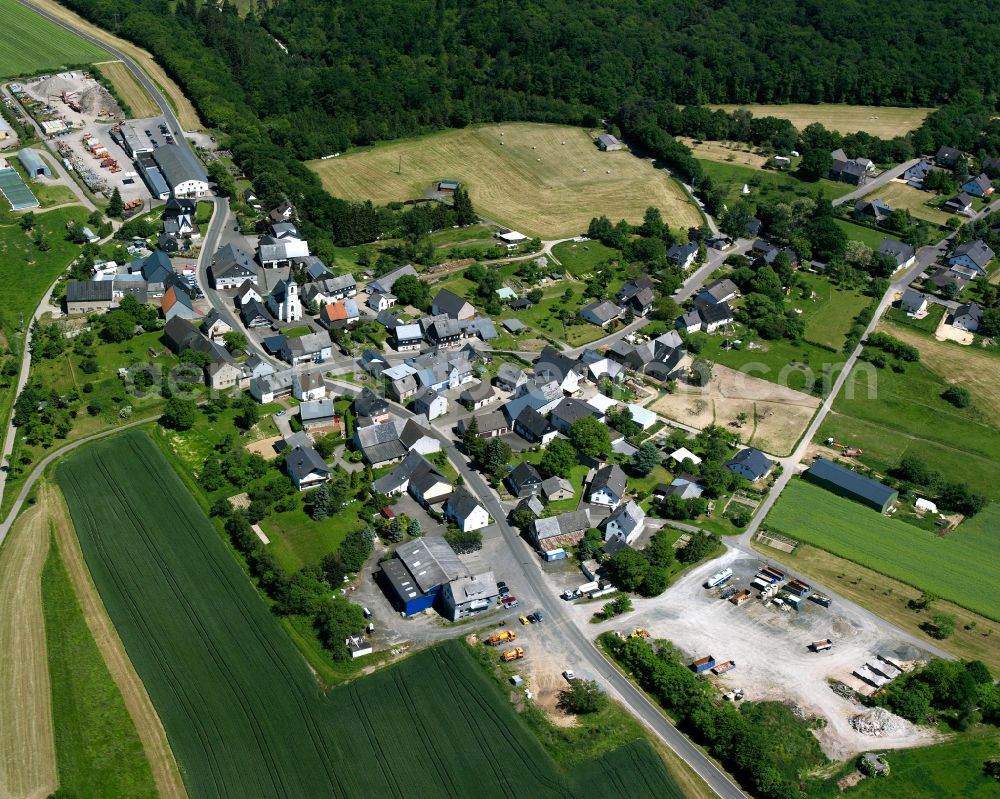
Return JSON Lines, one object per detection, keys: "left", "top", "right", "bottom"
{"left": 804, "top": 458, "right": 898, "bottom": 513}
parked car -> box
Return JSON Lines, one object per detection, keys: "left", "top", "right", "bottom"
{"left": 532, "top": 610, "right": 544, "bottom": 623}
{"left": 562, "top": 670, "right": 575, "bottom": 681}
{"left": 519, "top": 615, "right": 531, "bottom": 625}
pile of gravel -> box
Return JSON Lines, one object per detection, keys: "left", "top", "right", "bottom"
{"left": 851, "top": 707, "right": 901, "bottom": 736}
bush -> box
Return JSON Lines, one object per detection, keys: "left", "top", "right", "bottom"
{"left": 557, "top": 679, "right": 607, "bottom": 714}
{"left": 941, "top": 385, "right": 971, "bottom": 408}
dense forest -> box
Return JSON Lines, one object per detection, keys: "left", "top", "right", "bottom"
{"left": 59, "top": 0, "right": 1000, "bottom": 244}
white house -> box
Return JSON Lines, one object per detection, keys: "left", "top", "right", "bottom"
{"left": 603, "top": 501, "right": 645, "bottom": 546}
{"left": 292, "top": 371, "right": 326, "bottom": 401}
{"left": 285, "top": 445, "right": 331, "bottom": 491}
{"left": 413, "top": 387, "right": 448, "bottom": 420}
{"left": 445, "top": 486, "right": 491, "bottom": 532}
{"left": 588, "top": 464, "right": 627, "bottom": 508}
{"left": 367, "top": 291, "right": 397, "bottom": 312}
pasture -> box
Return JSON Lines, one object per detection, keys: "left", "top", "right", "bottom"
{"left": 57, "top": 430, "right": 681, "bottom": 799}
{"left": 309, "top": 123, "right": 703, "bottom": 238}
{"left": 0, "top": 0, "right": 104, "bottom": 78}
{"left": 698, "top": 159, "right": 852, "bottom": 205}
{"left": 765, "top": 480, "right": 1000, "bottom": 620}
{"left": 94, "top": 60, "right": 160, "bottom": 118}
{"left": 795, "top": 273, "right": 871, "bottom": 350}
{"left": 833, "top": 219, "right": 887, "bottom": 250}
{"left": 707, "top": 104, "right": 932, "bottom": 137}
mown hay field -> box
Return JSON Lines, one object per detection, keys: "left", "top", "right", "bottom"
{"left": 0, "top": 0, "right": 104, "bottom": 78}
{"left": 94, "top": 60, "right": 160, "bottom": 119}
{"left": 708, "top": 103, "right": 932, "bottom": 137}
{"left": 765, "top": 480, "right": 1000, "bottom": 620}
{"left": 309, "top": 123, "right": 703, "bottom": 238}
{"left": 58, "top": 430, "right": 680, "bottom": 799}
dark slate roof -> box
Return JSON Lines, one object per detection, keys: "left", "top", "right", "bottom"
{"left": 590, "top": 464, "right": 626, "bottom": 499}
{"left": 507, "top": 462, "right": 542, "bottom": 491}
{"left": 534, "top": 346, "right": 580, "bottom": 383}
{"left": 285, "top": 445, "right": 330, "bottom": 482}
{"left": 446, "top": 485, "right": 485, "bottom": 522}
{"left": 433, "top": 288, "right": 473, "bottom": 317}
{"left": 954, "top": 302, "right": 983, "bottom": 322}
{"left": 951, "top": 240, "right": 995, "bottom": 268}
{"left": 240, "top": 298, "right": 271, "bottom": 325}
{"left": 879, "top": 239, "right": 915, "bottom": 263}
{"left": 725, "top": 447, "right": 773, "bottom": 479}
{"left": 372, "top": 450, "right": 441, "bottom": 495}
{"left": 700, "top": 301, "right": 734, "bottom": 324}
{"left": 667, "top": 240, "right": 698, "bottom": 264}
{"left": 805, "top": 458, "right": 897, "bottom": 508}
{"left": 354, "top": 387, "right": 389, "bottom": 418}
{"left": 550, "top": 397, "right": 598, "bottom": 426}
{"left": 515, "top": 407, "right": 550, "bottom": 438}
{"left": 66, "top": 280, "right": 113, "bottom": 302}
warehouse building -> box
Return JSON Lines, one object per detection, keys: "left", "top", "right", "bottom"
{"left": 379, "top": 536, "right": 469, "bottom": 616}
{"left": 804, "top": 458, "right": 898, "bottom": 513}
{"left": 17, "top": 148, "right": 52, "bottom": 178}
{"left": 152, "top": 145, "right": 210, "bottom": 198}
{"left": 439, "top": 571, "right": 498, "bottom": 621}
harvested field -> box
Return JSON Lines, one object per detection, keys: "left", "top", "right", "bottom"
{"left": 882, "top": 321, "right": 1000, "bottom": 425}
{"left": 94, "top": 60, "right": 160, "bottom": 118}
{"left": 57, "top": 430, "right": 680, "bottom": 799}
{"left": 649, "top": 364, "right": 819, "bottom": 456}
{"left": 0, "top": 500, "right": 57, "bottom": 799}
{"left": 707, "top": 103, "right": 933, "bottom": 137}
{"left": 676, "top": 137, "right": 768, "bottom": 168}
{"left": 309, "top": 123, "right": 703, "bottom": 238}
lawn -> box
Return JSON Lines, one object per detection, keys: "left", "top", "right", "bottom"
{"left": 818, "top": 346, "right": 1000, "bottom": 498}
{"left": 261, "top": 503, "right": 364, "bottom": 573}
{"left": 870, "top": 181, "right": 954, "bottom": 227}
{"left": 309, "top": 122, "right": 703, "bottom": 238}
{"left": 794, "top": 273, "right": 871, "bottom": 350}
{"left": 93, "top": 60, "right": 160, "bottom": 118}
{"left": 885, "top": 304, "right": 945, "bottom": 333}
{"left": 837, "top": 728, "right": 998, "bottom": 799}
{"left": 707, "top": 104, "right": 933, "bottom": 138}
{"left": 42, "top": 533, "right": 157, "bottom": 798}
{"left": 551, "top": 239, "right": 619, "bottom": 276}
{"left": 764, "top": 480, "right": 1000, "bottom": 619}
{"left": 0, "top": 0, "right": 105, "bottom": 78}
{"left": 834, "top": 218, "right": 890, "bottom": 250}
{"left": 57, "top": 430, "right": 682, "bottom": 799}
{"left": 697, "top": 331, "right": 841, "bottom": 394}
{"left": 698, "top": 159, "right": 852, "bottom": 205}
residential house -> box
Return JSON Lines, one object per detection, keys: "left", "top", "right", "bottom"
{"left": 961, "top": 173, "right": 994, "bottom": 199}
{"left": 530, "top": 509, "right": 591, "bottom": 552}
{"left": 935, "top": 146, "right": 963, "bottom": 168}
{"left": 432, "top": 288, "right": 476, "bottom": 320}
{"left": 618, "top": 276, "right": 655, "bottom": 316}
{"left": 677, "top": 301, "right": 734, "bottom": 334}
{"left": 371, "top": 450, "right": 449, "bottom": 505}
{"left": 249, "top": 369, "right": 295, "bottom": 403}
{"left": 662, "top": 475, "right": 704, "bottom": 500}
{"left": 506, "top": 462, "right": 543, "bottom": 498}
{"left": 458, "top": 410, "right": 508, "bottom": 438}
{"left": 513, "top": 408, "right": 557, "bottom": 445}
{"left": 502, "top": 382, "right": 564, "bottom": 424}
{"left": 578, "top": 299, "right": 622, "bottom": 328}
{"left": 366, "top": 291, "right": 397, "bottom": 312}
{"left": 366, "top": 264, "right": 417, "bottom": 296}
{"left": 589, "top": 464, "right": 627, "bottom": 508}
{"left": 496, "top": 363, "right": 528, "bottom": 393}
{"left": 608, "top": 332, "right": 684, "bottom": 380}
{"left": 354, "top": 388, "right": 390, "bottom": 425}
{"left": 258, "top": 231, "right": 310, "bottom": 269}
{"left": 603, "top": 500, "right": 645, "bottom": 546}
{"left": 440, "top": 571, "right": 499, "bottom": 621}
{"left": 460, "top": 383, "right": 498, "bottom": 410}
{"left": 412, "top": 387, "right": 448, "bottom": 420}
{"left": 205, "top": 358, "right": 241, "bottom": 391}
{"left": 697, "top": 278, "right": 739, "bottom": 306}
{"left": 161, "top": 285, "right": 198, "bottom": 322}
{"left": 243, "top": 187, "right": 261, "bottom": 209}
{"left": 279, "top": 331, "right": 332, "bottom": 365}
{"left": 511, "top": 495, "right": 544, "bottom": 522}
{"left": 285, "top": 445, "right": 331, "bottom": 490}
{"left": 300, "top": 257, "right": 333, "bottom": 281}
{"left": 667, "top": 240, "right": 698, "bottom": 270}
{"left": 534, "top": 347, "right": 582, "bottom": 394}
{"left": 240, "top": 298, "right": 271, "bottom": 328}
{"left": 302, "top": 274, "right": 357, "bottom": 307}
{"left": 927, "top": 266, "right": 971, "bottom": 293}
{"left": 854, "top": 197, "right": 892, "bottom": 223}
{"left": 353, "top": 416, "right": 440, "bottom": 467}
{"left": 942, "top": 192, "right": 974, "bottom": 215}
{"left": 409, "top": 466, "right": 453, "bottom": 507}
{"left": 829, "top": 148, "right": 873, "bottom": 185}
{"left": 300, "top": 399, "right": 342, "bottom": 433}
{"left": 903, "top": 159, "right": 933, "bottom": 187}
{"left": 383, "top": 364, "right": 419, "bottom": 401}
{"left": 292, "top": 371, "right": 326, "bottom": 401}
{"left": 724, "top": 447, "right": 773, "bottom": 482}
{"left": 899, "top": 289, "right": 929, "bottom": 315}
{"left": 878, "top": 239, "right": 916, "bottom": 270}
{"left": 462, "top": 317, "right": 498, "bottom": 342}
{"left": 240, "top": 354, "right": 274, "bottom": 387}
{"left": 388, "top": 322, "right": 422, "bottom": 352}
{"left": 949, "top": 240, "right": 994, "bottom": 275}
{"left": 236, "top": 281, "right": 261, "bottom": 307}
{"left": 210, "top": 243, "right": 257, "bottom": 289}
{"left": 202, "top": 309, "right": 232, "bottom": 343}
{"left": 427, "top": 317, "right": 464, "bottom": 347}
{"left": 549, "top": 397, "right": 600, "bottom": 434}
{"left": 952, "top": 302, "right": 983, "bottom": 332}
{"left": 408, "top": 350, "right": 476, "bottom": 392}
{"left": 541, "top": 476, "right": 574, "bottom": 502}
{"left": 445, "top": 486, "right": 491, "bottom": 532}
{"left": 319, "top": 299, "right": 360, "bottom": 329}
{"left": 269, "top": 201, "right": 294, "bottom": 224}
{"left": 64, "top": 280, "right": 114, "bottom": 314}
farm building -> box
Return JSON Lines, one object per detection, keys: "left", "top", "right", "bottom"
{"left": 17, "top": 148, "right": 52, "bottom": 177}
{"left": 804, "top": 458, "right": 898, "bottom": 513}
{"left": 378, "top": 536, "right": 469, "bottom": 616}
{"left": 595, "top": 133, "right": 623, "bottom": 151}
{"left": 439, "top": 571, "right": 499, "bottom": 621}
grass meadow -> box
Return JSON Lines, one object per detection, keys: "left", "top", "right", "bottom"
{"left": 833, "top": 218, "right": 889, "bottom": 250}
{"left": 706, "top": 103, "right": 932, "bottom": 137}
{"left": 765, "top": 480, "right": 1000, "bottom": 619}
{"left": 698, "top": 160, "right": 852, "bottom": 205}
{"left": 41, "top": 534, "right": 157, "bottom": 798}
{"left": 94, "top": 60, "right": 160, "bottom": 118}
{"left": 309, "top": 123, "right": 703, "bottom": 238}
{"left": 57, "top": 430, "right": 682, "bottom": 799}
{"left": 0, "top": 0, "right": 104, "bottom": 77}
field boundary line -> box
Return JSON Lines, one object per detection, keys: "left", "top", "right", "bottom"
{"left": 45, "top": 482, "right": 189, "bottom": 799}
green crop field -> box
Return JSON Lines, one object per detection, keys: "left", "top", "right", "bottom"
{"left": 765, "top": 480, "right": 1000, "bottom": 619}
{"left": 309, "top": 123, "right": 703, "bottom": 238}
{"left": 0, "top": 0, "right": 104, "bottom": 77}
{"left": 818, "top": 354, "right": 1000, "bottom": 500}
{"left": 57, "top": 430, "right": 681, "bottom": 799}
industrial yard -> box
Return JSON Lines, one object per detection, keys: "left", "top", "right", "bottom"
{"left": 588, "top": 551, "right": 939, "bottom": 760}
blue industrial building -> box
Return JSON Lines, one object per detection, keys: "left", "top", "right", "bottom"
{"left": 379, "top": 536, "right": 468, "bottom": 616}
{"left": 804, "top": 458, "right": 898, "bottom": 513}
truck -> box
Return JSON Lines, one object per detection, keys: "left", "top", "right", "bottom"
{"left": 590, "top": 586, "right": 617, "bottom": 599}
{"left": 711, "top": 660, "right": 736, "bottom": 675}
{"left": 809, "top": 593, "right": 832, "bottom": 608}
{"left": 785, "top": 579, "right": 811, "bottom": 597}
{"left": 500, "top": 647, "right": 524, "bottom": 662}
{"left": 810, "top": 639, "right": 833, "bottom": 652}
{"left": 690, "top": 655, "right": 715, "bottom": 673}
{"left": 578, "top": 580, "right": 599, "bottom": 594}
{"left": 704, "top": 568, "right": 733, "bottom": 588}
{"left": 485, "top": 630, "right": 516, "bottom": 646}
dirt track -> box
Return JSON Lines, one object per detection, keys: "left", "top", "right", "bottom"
{"left": 46, "top": 484, "right": 189, "bottom": 799}
{"left": 0, "top": 502, "right": 57, "bottom": 799}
